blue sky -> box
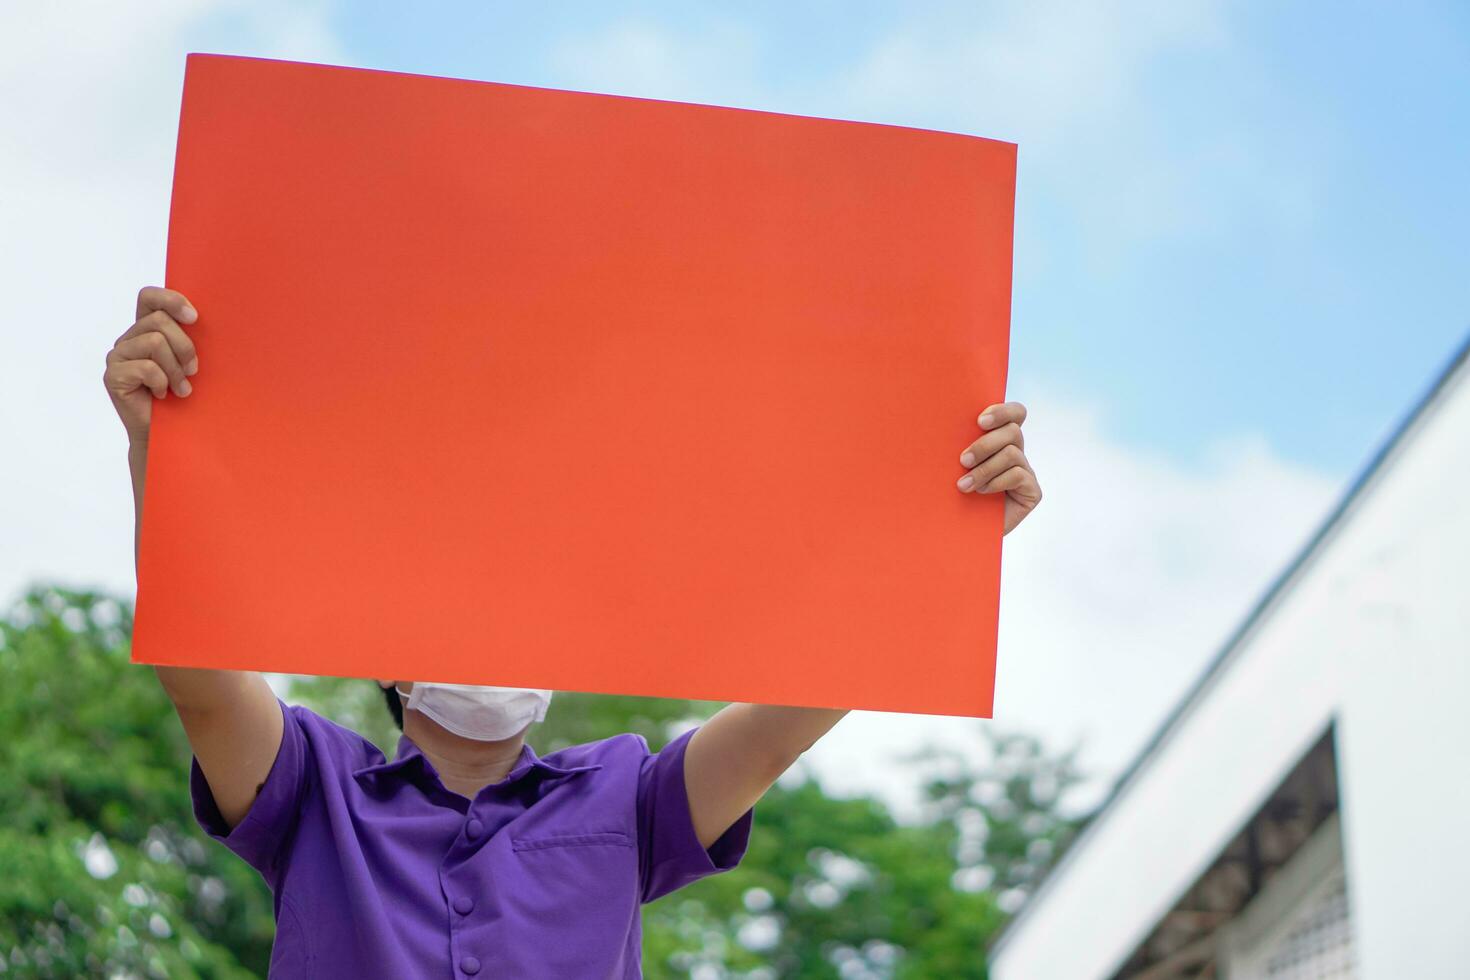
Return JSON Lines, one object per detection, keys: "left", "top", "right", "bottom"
{"left": 4, "top": 0, "right": 1467, "bottom": 809}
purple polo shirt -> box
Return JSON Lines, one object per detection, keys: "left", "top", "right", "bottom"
{"left": 189, "top": 698, "right": 754, "bottom": 978}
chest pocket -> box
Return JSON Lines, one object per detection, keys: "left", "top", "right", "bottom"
{"left": 499, "top": 830, "right": 639, "bottom": 974}
{"left": 511, "top": 830, "right": 632, "bottom": 852}
{"left": 508, "top": 830, "right": 638, "bottom": 917}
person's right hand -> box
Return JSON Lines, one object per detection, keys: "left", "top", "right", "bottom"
{"left": 104, "top": 286, "right": 200, "bottom": 444}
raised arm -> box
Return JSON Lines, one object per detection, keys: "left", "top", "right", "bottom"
{"left": 108, "top": 286, "right": 284, "bottom": 830}
{"left": 682, "top": 401, "right": 1042, "bottom": 847}
{"left": 683, "top": 704, "right": 848, "bottom": 848}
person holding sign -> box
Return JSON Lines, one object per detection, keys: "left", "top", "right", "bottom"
{"left": 105, "top": 285, "right": 1043, "bottom": 978}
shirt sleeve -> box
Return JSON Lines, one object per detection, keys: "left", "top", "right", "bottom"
{"left": 636, "top": 725, "right": 755, "bottom": 904}
{"left": 189, "top": 697, "right": 309, "bottom": 884}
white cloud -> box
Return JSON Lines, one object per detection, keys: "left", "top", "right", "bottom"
{"left": 548, "top": 18, "right": 762, "bottom": 106}
{"left": 826, "top": 1, "right": 1321, "bottom": 258}
{"left": 838, "top": 2, "right": 1228, "bottom": 142}
{"left": 797, "top": 379, "right": 1340, "bottom": 819}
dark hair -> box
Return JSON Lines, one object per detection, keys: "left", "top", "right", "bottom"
{"left": 382, "top": 682, "right": 404, "bottom": 731}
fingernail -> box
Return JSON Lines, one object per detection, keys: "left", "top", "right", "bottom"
{"left": 960, "top": 451, "right": 976, "bottom": 468}
{"left": 958, "top": 475, "right": 974, "bottom": 491}
{"left": 179, "top": 379, "right": 192, "bottom": 396}
{"left": 978, "top": 413, "right": 995, "bottom": 428}
{"left": 179, "top": 305, "right": 198, "bottom": 324}
{"left": 185, "top": 358, "right": 199, "bottom": 376}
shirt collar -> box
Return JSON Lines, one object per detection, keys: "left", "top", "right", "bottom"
{"left": 352, "top": 733, "right": 602, "bottom": 787}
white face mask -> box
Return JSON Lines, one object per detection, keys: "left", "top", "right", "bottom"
{"left": 396, "top": 682, "right": 553, "bottom": 741}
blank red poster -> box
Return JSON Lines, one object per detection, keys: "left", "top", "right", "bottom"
{"left": 132, "top": 53, "right": 1015, "bottom": 717}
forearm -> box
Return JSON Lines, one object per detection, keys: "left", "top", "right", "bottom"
{"left": 692, "top": 703, "right": 850, "bottom": 780}
{"left": 683, "top": 702, "right": 849, "bottom": 849}
{"left": 129, "top": 439, "right": 268, "bottom": 713}
{"left": 734, "top": 703, "right": 851, "bottom": 763}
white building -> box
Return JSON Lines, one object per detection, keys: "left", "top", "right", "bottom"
{"left": 989, "top": 334, "right": 1470, "bottom": 980}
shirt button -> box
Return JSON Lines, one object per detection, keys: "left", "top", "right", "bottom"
{"left": 453, "top": 895, "right": 475, "bottom": 915}
{"left": 460, "top": 955, "right": 481, "bottom": 975}
{"left": 465, "top": 818, "right": 484, "bottom": 840}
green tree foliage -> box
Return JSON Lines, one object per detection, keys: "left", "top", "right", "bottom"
{"left": 0, "top": 586, "right": 274, "bottom": 977}
{"left": 634, "top": 732, "right": 1085, "bottom": 978}
{"left": 1, "top": 585, "right": 1085, "bottom": 978}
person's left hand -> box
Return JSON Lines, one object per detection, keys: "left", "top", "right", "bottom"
{"left": 956, "top": 401, "right": 1042, "bottom": 535}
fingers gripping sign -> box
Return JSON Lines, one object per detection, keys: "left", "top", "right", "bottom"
{"left": 956, "top": 401, "right": 1043, "bottom": 535}
{"left": 104, "top": 286, "right": 201, "bottom": 444}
